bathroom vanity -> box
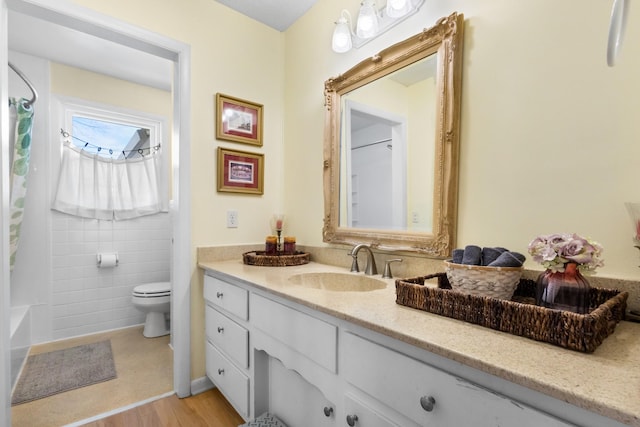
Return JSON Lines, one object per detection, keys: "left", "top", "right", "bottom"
{"left": 199, "top": 259, "right": 640, "bottom": 427}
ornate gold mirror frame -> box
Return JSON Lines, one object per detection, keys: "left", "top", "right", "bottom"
{"left": 323, "top": 12, "right": 464, "bottom": 257}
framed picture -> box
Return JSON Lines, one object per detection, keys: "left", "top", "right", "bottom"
{"left": 217, "top": 147, "right": 264, "bottom": 195}
{"left": 216, "top": 93, "right": 263, "bottom": 146}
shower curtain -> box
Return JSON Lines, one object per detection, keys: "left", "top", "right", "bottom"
{"left": 8, "top": 98, "right": 34, "bottom": 273}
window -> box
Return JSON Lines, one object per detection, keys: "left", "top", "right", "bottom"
{"left": 63, "top": 102, "right": 162, "bottom": 159}
{"left": 52, "top": 97, "right": 169, "bottom": 220}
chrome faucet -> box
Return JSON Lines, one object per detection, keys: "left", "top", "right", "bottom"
{"left": 349, "top": 244, "right": 378, "bottom": 275}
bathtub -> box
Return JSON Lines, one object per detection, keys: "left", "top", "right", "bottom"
{"left": 10, "top": 306, "right": 31, "bottom": 389}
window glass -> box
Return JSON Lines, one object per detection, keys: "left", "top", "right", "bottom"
{"left": 71, "top": 116, "right": 151, "bottom": 159}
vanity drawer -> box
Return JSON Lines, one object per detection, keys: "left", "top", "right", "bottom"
{"left": 204, "top": 274, "right": 248, "bottom": 320}
{"left": 344, "top": 393, "right": 400, "bottom": 427}
{"left": 341, "top": 332, "right": 572, "bottom": 427}
{"left": 205, "top": 305, "right": 249, "bottom": 368}
{"left": 206, "top": 341, "right": 249, "bottom": 418}
{"left": 342, "top": 332, "right": 436, "bottom": 425}
{"left": 251, "top": 293, "right": 337, "bottom": 373}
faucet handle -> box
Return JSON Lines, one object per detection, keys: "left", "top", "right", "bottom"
{"left": 382, "top": 258, "right": 403, "bottom": 279}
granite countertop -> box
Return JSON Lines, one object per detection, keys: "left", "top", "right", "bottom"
{"left": 198, "top": 259, "right": 640, "bottom": 426}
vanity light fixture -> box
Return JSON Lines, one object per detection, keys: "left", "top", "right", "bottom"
{"left": 331, "top": 0, "right": 425, "bottom": 53}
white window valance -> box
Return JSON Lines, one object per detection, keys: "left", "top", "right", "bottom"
{"left": 52, "top": 141, "right": 168, "bottom": 220}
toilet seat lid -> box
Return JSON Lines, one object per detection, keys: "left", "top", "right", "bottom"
{"left": 133, "top": 282, "right": 171, "bottom": 297}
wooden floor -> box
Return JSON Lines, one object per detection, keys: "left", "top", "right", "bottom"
{"left": 81, "top": 388, "right": 245, "bottom": 427}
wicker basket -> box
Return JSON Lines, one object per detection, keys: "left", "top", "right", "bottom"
{"left": 242, "top": 251, "right": 310, "bottom": 267}
{"left": 395, "top": 273, "right": 628, "bottom": 353}
{"left": 444, "top": 260, "right": 523, "bottom": 300}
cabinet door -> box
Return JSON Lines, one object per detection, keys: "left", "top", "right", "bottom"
{"left": 205, "top": 305, "right": 249, "bottom": 368}
{"left": 341, "top": 332, "right": 573, "bottom": 427}
{"left": 269, "top": 356, "right": 336, "bottom": 427}
{"left": 206, "top": 341, "right": 249, "bottom": 418}
{"left": 204, "top": 274, "right": 248, "bottom": 320}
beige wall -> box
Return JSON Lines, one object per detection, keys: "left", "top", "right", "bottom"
{"left": 286, "top": 0, "right": 640, "bottom": 280}
{"left": 50, "top": 63, "right": 171, "bottom": 117}
{"left": 67, "top": 0, "right": 640, "bottom": 381}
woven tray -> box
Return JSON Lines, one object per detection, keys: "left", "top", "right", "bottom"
{"left": 243, "top": 251, "right": 310, "bottom": 267}
{"left": 395, "top": 273, "right": 628, "bottom": 353}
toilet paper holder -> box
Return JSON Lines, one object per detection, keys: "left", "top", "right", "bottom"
{"left": 97, "top": 253, "right": 119, "bottom": 268}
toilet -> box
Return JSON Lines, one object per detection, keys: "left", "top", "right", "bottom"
{"left": 132, "top": 282, "right": 171, "bottom": 338}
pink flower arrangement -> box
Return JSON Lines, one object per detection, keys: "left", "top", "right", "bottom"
{"left": 527, "top": 233, "right": 604, "bottom": 274}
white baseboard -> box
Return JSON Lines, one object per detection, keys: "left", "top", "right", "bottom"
{"left": 190, "top": 376, "right": 214, "bottom": 395}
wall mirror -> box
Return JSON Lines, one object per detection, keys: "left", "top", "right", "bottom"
{"left": 323, "top": 12, "right": 464, "bottom": 257}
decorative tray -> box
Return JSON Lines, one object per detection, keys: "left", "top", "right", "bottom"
{"left": 242, "top": 251, "right": 310, "bottom": 267}
{"left": 395, "top": 273, "right": 628, "bottom": 353}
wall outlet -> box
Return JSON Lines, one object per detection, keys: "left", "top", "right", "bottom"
{"left": 227, "top": 210, "right": 239, "bottom": 228}
{"left": 412, "top": 211, "right": 419, "bottom": 224}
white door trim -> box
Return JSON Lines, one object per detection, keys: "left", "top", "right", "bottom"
{"left": 0, "top": 3, "right": 192, "bottom": 425}
{"left": 1, "top": 3, "right": 12, "bottom": 425}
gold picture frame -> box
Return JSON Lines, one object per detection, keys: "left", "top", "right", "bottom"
{"left": 217, "top": 147, "right": 264, "bottom": 195}
{"left": 216, "top": 93, "right": 263, "bottom": 146}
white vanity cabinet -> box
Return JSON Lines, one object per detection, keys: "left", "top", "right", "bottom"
{"left": 202, "top": 269, "right": 612, "bottom": 427}
{"left": 204, "top": 274, "right": 250, "bottom": 419}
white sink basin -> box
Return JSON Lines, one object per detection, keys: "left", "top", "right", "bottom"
{"left": 288, "top": 272, "right": 387, "bottom": 292}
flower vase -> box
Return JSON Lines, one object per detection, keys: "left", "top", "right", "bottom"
{"left": 535, "top": 262, "right": 591, "bottom": 314}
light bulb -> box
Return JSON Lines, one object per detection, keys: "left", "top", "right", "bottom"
{"left": 386, "top": 0, "right": 411, "bottom": 18}
{"left": 356, "top": 1, "right": 379, "bottom": 39}
{"left": 332, "top": 16, "right": 352, "bottom": 53}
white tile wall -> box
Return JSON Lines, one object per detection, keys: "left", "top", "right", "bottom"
{"left": 50, "top": 211, "right": 171, "bottom": 340}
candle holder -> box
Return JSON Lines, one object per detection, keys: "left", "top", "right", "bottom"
{"left": 271, "top": 214, "right": 285, "bottom": 253}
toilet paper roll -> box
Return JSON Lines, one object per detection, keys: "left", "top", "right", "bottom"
{"left": 97, "top": 253, "right": 118, "bottom": 268}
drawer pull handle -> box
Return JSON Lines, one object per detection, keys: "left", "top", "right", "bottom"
{"left": 217, "top": 368, "right": 224, "bottom": 375}
{"left": 217, "top": 327, "right": 224, "bottom": 333}
{"left": 420, "top": 395, "right": 436, "bottom": 412}
{"left": 216, "top": 292, "right": 223, "bottom": 298}
{"left": 323, "top": 406, "right": 333, "bottom": 417}
{"left": 346, "top": 414, "right": 358, "bottom": 426}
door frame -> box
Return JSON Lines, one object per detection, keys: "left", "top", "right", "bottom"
{"left": 0, "top": 1, "right": 192, "bottom": 424}
{"left": 344, "top": 99, "right": 407, "bottom": 229}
